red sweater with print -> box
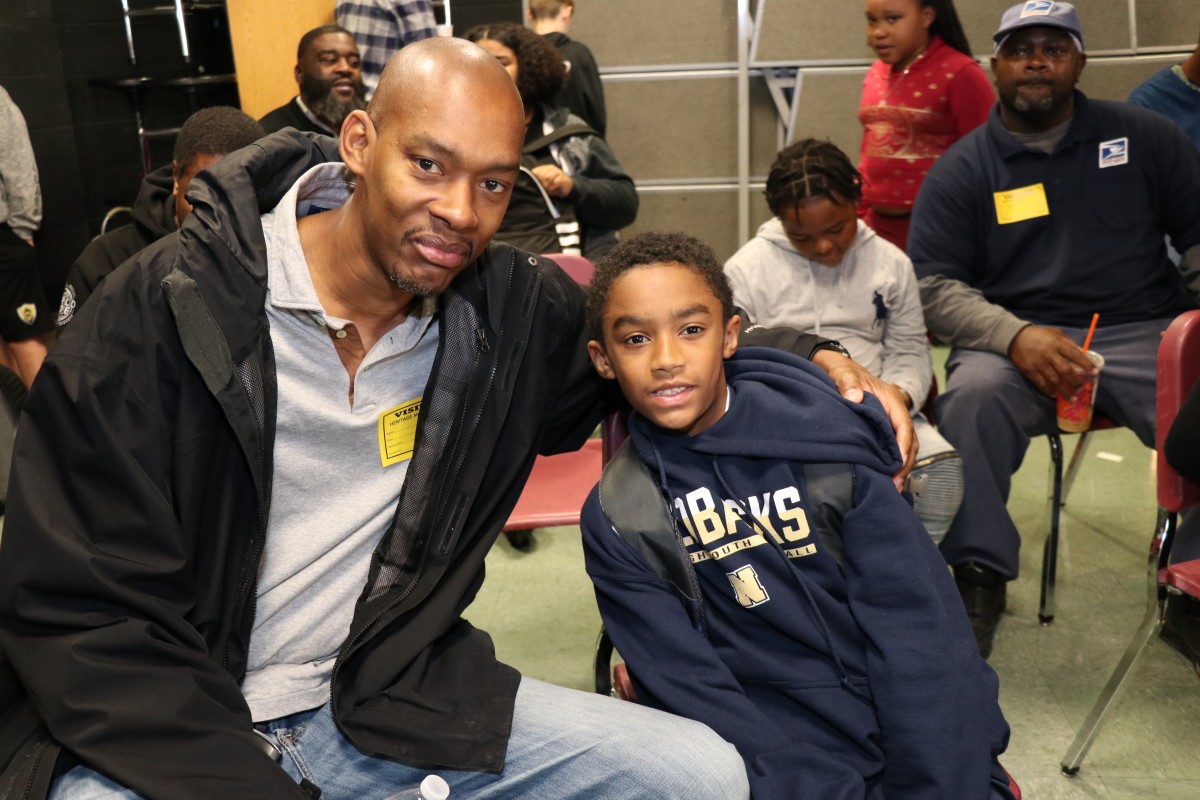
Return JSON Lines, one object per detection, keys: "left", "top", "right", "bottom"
{"left": 858, "top": 36, "right": 994, "bottom": 212}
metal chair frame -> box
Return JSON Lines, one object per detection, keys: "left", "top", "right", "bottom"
{"left": 1061, "top": 309, "right": 1200, "bottom": 775}
{"left": 1039, "top": 417, "right": 1119, "bottom": 625}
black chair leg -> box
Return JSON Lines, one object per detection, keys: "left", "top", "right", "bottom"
{"left": 594, "top": 627, "right": 614, "bottom": 696}
{"left": 1041, "top": 434, "right": 1064, "bottom": 624}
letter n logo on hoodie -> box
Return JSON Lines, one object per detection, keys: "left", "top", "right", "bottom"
{"left": 727, "top": 565, "right": 770, "bottom": 608}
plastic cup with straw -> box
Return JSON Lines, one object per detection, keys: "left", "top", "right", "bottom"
{"left": 1057, "top": 313, "right": 1104, "bottom": 432}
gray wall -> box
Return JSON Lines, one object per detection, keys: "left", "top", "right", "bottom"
{"left": 570, "top": 0, "right": 1197, "bottom": 260}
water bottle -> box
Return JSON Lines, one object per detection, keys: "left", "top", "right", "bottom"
{"left": 384, "top": 774, "right": 450, "bottom": 800}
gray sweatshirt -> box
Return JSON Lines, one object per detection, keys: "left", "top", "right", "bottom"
{"left": 725, "top": 218, "right": 932, "bottom": 408}
{"left": 0, "top": 86, "right": 41, "bottom": 244}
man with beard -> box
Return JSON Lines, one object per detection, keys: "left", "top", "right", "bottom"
{"left": 907, "top": 1, "right": 1200, "bottom": 660}
{"left": 260, "top": 25, "right": 368, "bottom": 136}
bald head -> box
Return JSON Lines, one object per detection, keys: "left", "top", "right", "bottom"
{"left": 367, "top": 37, "right": 523, "bottom": 131}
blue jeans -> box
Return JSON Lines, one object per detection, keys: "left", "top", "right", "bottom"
{"left": 49, "top": 677, "right": 749, "bottom": 799}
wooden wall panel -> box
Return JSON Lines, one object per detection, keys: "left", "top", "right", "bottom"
{"left": 227, "top": 0, "right": 334, "bottom": 119}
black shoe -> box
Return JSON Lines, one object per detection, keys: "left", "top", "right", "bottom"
{"left": 504, "top": 529, "right": 534, "bottom": 551}
{"left": 1160, "top": 594, "right": 1200, "bottom": 672}
{"left": 954, "top": 562, "right": 1007, "bottom": 659}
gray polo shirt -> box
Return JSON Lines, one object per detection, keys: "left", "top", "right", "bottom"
{"left": 241, "top": 163, "right": 439, "bottom": 721}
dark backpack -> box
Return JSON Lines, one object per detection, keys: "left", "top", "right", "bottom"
{"left": 597, "top": 439, "right": 855, "bottom": 633}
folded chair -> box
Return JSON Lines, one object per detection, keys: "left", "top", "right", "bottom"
{"left": 1061, "top": 309, "right": 1200, "bottom": 775}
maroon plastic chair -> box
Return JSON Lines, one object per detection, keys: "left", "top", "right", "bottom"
{"left": 541, "top": 252, "right": 596, "bottom": 286}
{"left": 502, "top": 440, "right": 603, "bottom": 534}
{"left": 1061, "top": 309, "right": 1200, "bottom": 775}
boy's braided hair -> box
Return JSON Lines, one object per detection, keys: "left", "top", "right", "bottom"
{"left": 764, "top": 138, "right": 862, "bottom": 217}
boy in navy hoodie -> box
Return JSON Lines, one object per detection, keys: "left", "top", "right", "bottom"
{"left": 581, "top": 231, "right": 1014, "bottom": 799}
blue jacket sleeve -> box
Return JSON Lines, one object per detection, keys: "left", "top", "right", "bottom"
{"left": 581, "top": 488, "right": 872, "bottom": 800}
{"left": 840, "top": 466, "right": 1012, "bottom": 799}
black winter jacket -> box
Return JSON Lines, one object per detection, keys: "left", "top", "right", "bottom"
{"left": 0, "top": 130, "right": 604, "bottom": 800}
{"left": 57, "top": 165, "right": 177, "bottom": 329}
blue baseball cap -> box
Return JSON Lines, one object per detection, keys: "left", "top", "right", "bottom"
{"left": 993, "top": 2, "right": 1085, "bottom": 53}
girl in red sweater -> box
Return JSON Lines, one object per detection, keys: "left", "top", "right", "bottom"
{"left": 859, "top": 0, "right": 993, "bottom": 251}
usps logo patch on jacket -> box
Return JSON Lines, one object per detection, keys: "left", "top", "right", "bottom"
{"left": 1099, "top": 137, "right": 1129, "bottom": 169}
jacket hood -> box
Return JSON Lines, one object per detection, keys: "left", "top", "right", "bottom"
{"left": 755, "top": 216, "right": 876, "bottom": 261}
{"left": 183, "top": 129, "right": 341, "bottom": 278}
{"left": 131, "top": 164, "right": 177, "bottom": 239}
{"left": 174, "top": 129, "right": 342, "bottom": 358}
{"left": 632, "top": 346, "right": 901, "bottom": 474}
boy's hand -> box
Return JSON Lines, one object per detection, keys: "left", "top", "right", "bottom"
{"left": 811, "top": 350, "right": 918, "bottom": 491}
{"left": 531, "top": 164, "right": 574, "bottom": 198}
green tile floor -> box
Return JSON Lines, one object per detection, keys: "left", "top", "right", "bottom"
{"left": 465, "top": 347, "right": 1200, "bottom": 798}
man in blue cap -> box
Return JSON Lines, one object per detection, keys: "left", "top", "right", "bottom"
{"left": 907, "top": 1, "right": 1200, "bottom": 658}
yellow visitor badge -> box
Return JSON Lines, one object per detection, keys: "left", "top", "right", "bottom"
{"left": 378, "top": 397, "right": 422, "bottom": 467}
{"left": 993, "top": 183, "right": 1050, "bottom": 225}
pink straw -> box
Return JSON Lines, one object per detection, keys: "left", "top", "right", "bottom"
{"left": 1081, "top": 313, "right": 1099, "bottom": 353}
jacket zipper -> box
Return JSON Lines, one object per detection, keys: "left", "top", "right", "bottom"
{"left": 18, "top": 740, "right": 49, "bottom": 800}
{"left": 326, "top": 252, "right": 520, "bottom": 727}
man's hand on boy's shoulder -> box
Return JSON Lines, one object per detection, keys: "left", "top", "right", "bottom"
{"left": 811, "top": 350, "right": 918, "bottom": 491}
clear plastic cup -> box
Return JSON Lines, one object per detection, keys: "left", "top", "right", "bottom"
{"left": 1056, "top": 350, "right": 1105, "bottom": 432}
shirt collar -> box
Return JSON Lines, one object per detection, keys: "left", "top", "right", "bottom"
{"left": 989, "top": 90, "right": 1097, "bottom": 159}
{"left": 262, "top": 162, "right": 438, "bottom": 336}
{"left": 294, "top": 95, "right": 336, "bottom": 135}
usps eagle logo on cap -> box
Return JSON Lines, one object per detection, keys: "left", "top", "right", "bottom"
{"left": 1099, "top": 137, "right": 1129, "bottom": 169}
{"left": 1021, "top": 1, "right": 1055, "bottom": 16}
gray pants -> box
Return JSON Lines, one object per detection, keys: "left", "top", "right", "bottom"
{"left": 935, "top": 319, "right": 1164, "bottom": 579}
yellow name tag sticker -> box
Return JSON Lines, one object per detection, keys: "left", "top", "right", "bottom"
{"left": 993, "top": 183, "right": 1050, "bottom": 225}
{"left": 378, "top": 397, "right": 422, "bottom": 467}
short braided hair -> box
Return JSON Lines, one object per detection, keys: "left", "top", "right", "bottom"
{"left": 764, "top": 138, "right": 862, "bottom": 217}
{"left": 586, "top": 231, "right": 734, "bottom": 342}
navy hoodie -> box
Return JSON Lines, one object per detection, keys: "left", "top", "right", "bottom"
{"left": 582, "top": 348, "right": 1012, "bottom": 799}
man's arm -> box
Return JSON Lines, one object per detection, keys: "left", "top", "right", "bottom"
{"left": 0, "top": 87, "right": 41, "bottom": 243}
{"left": 0, "top": 332, "right": 306, "bottom": 799}
{"left": 1178, "top": 243, "right": 1200, "bottom": 303}
{"left": 917, "top": 275, "right": 1025, "bottom": 354}
{"left": 740, "top": 321, "right": 916, "bottom": 489}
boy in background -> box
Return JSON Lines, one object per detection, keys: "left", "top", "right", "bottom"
{"left": 528, "top": 0, "right": 607, "bottom": 138}
{"left": 580, "top": 231, "right": 1013, "bottom": 799}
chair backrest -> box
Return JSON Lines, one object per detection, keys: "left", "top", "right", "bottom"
{"left": 600, "top": 408, "right": 629, "bottom": 465}
{"left": 542, "top": 253, "right": 596, "bottom": 287}
{"left": 1156, "top": 310, "right": 1200, "bottom": 511}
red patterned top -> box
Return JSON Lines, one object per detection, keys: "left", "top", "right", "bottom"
{"left": 857, "top": 36, "right": 994, "bottom": 212}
